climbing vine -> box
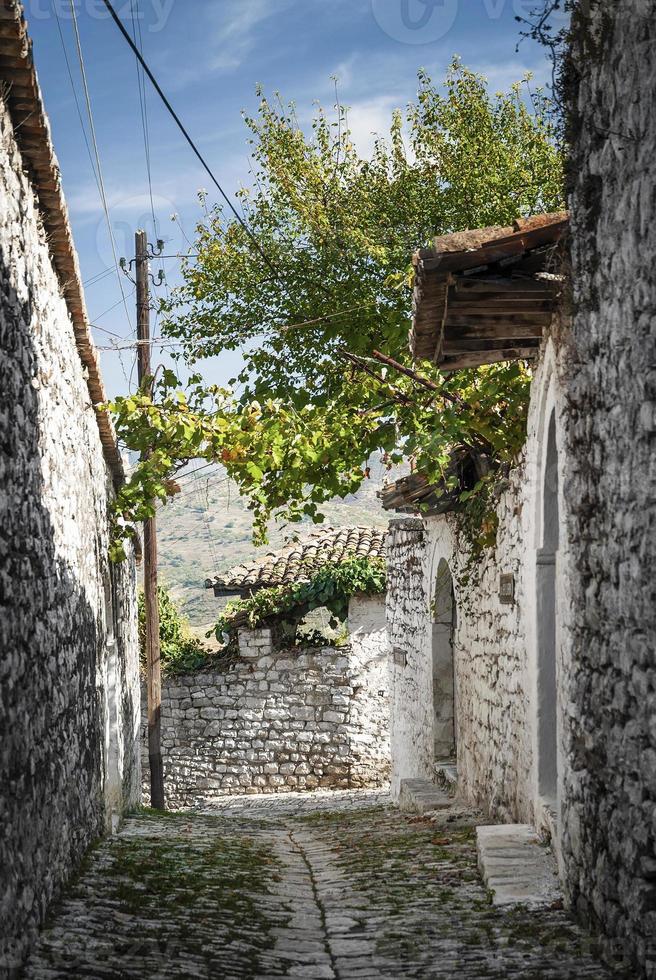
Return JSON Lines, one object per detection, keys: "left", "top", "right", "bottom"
{"left": 213, "top": 556, "right": 387, "bottom": 647}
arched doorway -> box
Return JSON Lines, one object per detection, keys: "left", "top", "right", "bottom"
{"left": 432, "top": 559, "right": 456, "bottom": 762}
{"left": 536, "top": 412, "right": 559, "bottom": 805}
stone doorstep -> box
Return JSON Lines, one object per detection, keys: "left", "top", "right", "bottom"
{"left": 476, "top": 824, "right": 561, "bottom": 908}
{"left": 398, "top": 778, "right": 451, "bottom": 813}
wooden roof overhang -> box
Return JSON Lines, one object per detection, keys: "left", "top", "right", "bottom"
{"left": 380, "top": 450, "right": 493, "bottom": 517}
{"left": 411, "top": 212, "right": 569, "bottom": 371}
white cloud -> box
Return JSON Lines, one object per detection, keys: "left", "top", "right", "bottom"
{"left": 344, "top": 94, "right": 404, "bottom": 158}
{"left": 207, "top": 0, "right": 293, "bottom": 73}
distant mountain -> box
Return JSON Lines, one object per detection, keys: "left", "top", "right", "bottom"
{"left": 156, "top": 461, "right": 396, "bottom": 627}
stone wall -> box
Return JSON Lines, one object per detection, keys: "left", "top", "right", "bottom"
{"left": 386, "top": 518, "right": 432, "bottom": 795}
{"left": 563, "top": 3, "right": 656, "bottom": 974}
{"left": 424, "top": 463, "right": 536, "bottom": 825}
{"left": 142, "top": 596, "right": 390, "bottom": 807}
{"left": 386, "top": 337, "right": 570, "bottom": 839}
{"left": 0, "top": 94, "right": 141, "bottom": 974}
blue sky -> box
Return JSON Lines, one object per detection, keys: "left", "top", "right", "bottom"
{"left": 28, "top": 0, "right": 554, "bottom": 398}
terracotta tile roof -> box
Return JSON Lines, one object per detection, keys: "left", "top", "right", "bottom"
{"left": 411, "top": 212, "right": 569, "bottom": 370}
{"left": 0, "top": 1, "right": 124, "bottom": 484}
{"left": 206, "top": 526, "right": 387, "bottom": 597}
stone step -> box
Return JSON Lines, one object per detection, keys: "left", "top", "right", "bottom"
{"left": 476, "top": 823, "right": 561, "bottom": 908}
{"left": 398, "top": 778, "right": 451, "bottom": 813}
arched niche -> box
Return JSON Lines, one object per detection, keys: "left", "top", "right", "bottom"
{"left": 432, "top": 558, "right": 456, "bottom": 763}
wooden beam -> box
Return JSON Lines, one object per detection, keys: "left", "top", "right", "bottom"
{"left": 448, "top": 300, "right": 555, "bottom": 315}
{"left": 440, "top": 348, "right": 539, "bottom": 369}
{"left": 444, "top": 320, "right": 545, "bottom": 339}
{"left": 442, "top": 338, "right": 540, "bottom": 353}
{"left": 444, "top": 321, "right": 548, "bottom": 343}
{"left": 420, "top": 219, "right": 568, "bottom": 273}
{"left": 455, "top": 277, "right": 560, "bottom": 295}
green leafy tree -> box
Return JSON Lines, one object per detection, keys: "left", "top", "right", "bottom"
{"left": 109, "top": 62, "right": 563, "bottom": 555}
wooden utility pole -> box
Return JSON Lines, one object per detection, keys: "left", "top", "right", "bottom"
{"left": 135, "top": 229, "right": 165, "bottom": 809}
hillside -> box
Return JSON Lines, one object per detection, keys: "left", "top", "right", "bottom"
{"left": 156, "top": 462, "right": 394, "bottom": 628}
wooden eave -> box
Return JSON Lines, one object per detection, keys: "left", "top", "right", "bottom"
{"left": 0, "top": 1, "right": 124, "bottom": 485}
{"left": 380, "top": 450, "right": 493, "bottom": 516}
{"left": 411, "top": 212, "right": 569, "bottom": 370}
{"left": 380, "top": 472, "right": 460, "bottom": 516}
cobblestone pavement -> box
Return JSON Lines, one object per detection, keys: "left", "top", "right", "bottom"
{"left": 23, "top": 791, "right": 627, "bottom": 979}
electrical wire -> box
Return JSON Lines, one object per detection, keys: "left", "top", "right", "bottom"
{"left": 90, "top": 288, "right": 137, "bottom": 325}
{"left": 100, "top": 0, "right": 387, "bottom": 406}
{"left": 52, "top": 2, "right": 99, "bottom": 190}
{"left": 93, "top": 302, "right": 375, "bottom": 351}
{"left": 174, "top": 461, "right": 219, "bottom": 483}
{"left": 129, "top": 0, "right": 170, "bottom": 316}
{"left": 83, "top": 267, "right": 114, "bottom": 287}
{"left": 91, "top": 322, "right": 124, "bottom": 340}
{"left": 67, "top": 0, "right": 134, "bottom": 338}
{"left": 54, "top": 4, "right": 134, "bottom": 389}
{"left": 99, "top": 0, "right": 284, "bottom": 287}
{"left": 130, "top": 0, "right": 156, "bottom": 234}
{"left": 169, "top": 474, "right": 231, "bottom": 503}
{"left": 192, "top": 473, "right": 222, "bottom": 571}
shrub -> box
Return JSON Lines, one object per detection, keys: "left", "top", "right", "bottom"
{"left": 138, "top": 585, "right": 210, "bottom": 675}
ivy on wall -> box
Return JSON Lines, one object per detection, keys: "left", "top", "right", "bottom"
{"left": 213, "top": 556, "right": 386, "bottom": 647}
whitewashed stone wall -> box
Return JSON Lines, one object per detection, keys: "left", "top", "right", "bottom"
{"left": 386, "top": 518, "right": 432, "bottom": 794}
{"left": 563, "top": 4, "right": 656, "bottom": 974}
{"left": 387, "top": 337, "right": 570, "bottom": 839}
{"left": 0, "top": 95, "right": 141, "bottom": 974}
{"left": 143, "top": 595, "right": 390, "bottom": 806}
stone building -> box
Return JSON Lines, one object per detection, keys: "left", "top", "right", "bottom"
{"left": 206, "top": 525, "right": 387, "bottom": 599}
{"left": 386, "top": 127, "right": 656, "bottom": 971}
{"left": 144, "top": 527, "right": 390, "bottom": 805}
{"left": 383, "top": 214, "right": 570, "bottom": 833}
{"left": 0, "top": 4, "right": 141, "bottom": 972}
{"left": 563, "top": 3, "right": 656, "bottom": 975}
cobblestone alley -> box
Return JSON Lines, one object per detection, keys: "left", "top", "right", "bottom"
{"left": 22, "top": 790, "right": 626, "bottom": 979}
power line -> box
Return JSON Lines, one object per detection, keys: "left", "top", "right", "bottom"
{"left": 99, "top": 0, "right": 385, "bottom": 406}
{"left": 190, "top": 471, "right": 222, "bottom": 571}
{"left": 99, "top": 0, "right": 284, "bottom": 286}
{"left": 90, "top": 287, "right": 137, "bottom": 325}
{"left": 130, "top": 0, "right": 156, "bottom": 233}
{"left": 53, "top": 2, "right": 99, "bottom": 189}
{"left": 94, "top": 302, "right": 375, "bottom": 351}
{"left": 175, "top": 461, "right": 219, "bottom": 483}
{"left": 83, "top": 267, "right": 114, "bottom": 287}
{"left": 67, "top": 0, "right": 134, "bottom": 338}
{"left": 168, "top": 474, "right": 231, "bottom": 503}
{"left": 91, "top": 322, "right": 124, "bottom": 340}
{"left": 54, "top": 3, "right": 133, "bottom": 389}
{"left": 129, "top": 0, "right": 170, "bottom": 316}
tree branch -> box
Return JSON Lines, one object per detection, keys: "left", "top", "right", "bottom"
{"left": 369, "top": 349, "right": 464, "bottom": 406}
